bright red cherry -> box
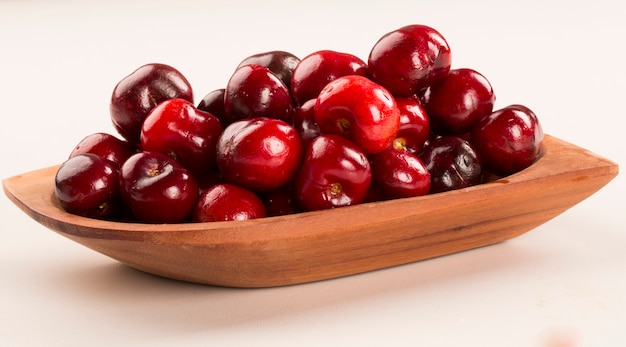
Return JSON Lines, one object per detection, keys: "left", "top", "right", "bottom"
{"left": 368, "top": 24, "right": 452, "bottom": 97}
{"left": 294, "top": 134, "right": 371, "bottom": 211}
{"left": 290, "top": 50, "right": 368, "bottom": 106}
{"left": 119, "top": 151, "right": 199, "bottom": 223}
{"left": 314, "top": 75, "right": 400, "bottom": 154}
{"left": 140, "top": 98, "right": 223, "bottom": 178}
{"left": 470, "top": 104, "right": 544, "bottom": 176}
{"left": 216, "top": 117, "right": 303, "bottom": 192}
{"left": 110, "top": 63, "right": 193, "bottom": 144}
{"left": 422, "top": 68, "right": 495, "bottom": 135}
{"left": 192, "top": 183, "right": 266, "bottom": 222}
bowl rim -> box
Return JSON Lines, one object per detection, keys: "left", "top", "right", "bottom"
{"left": 3, "top": 134, "right": 619, "bottom": 244}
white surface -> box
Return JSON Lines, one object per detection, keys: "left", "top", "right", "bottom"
{"left": 1, "top": 1, "right": 624, "bottom": 346}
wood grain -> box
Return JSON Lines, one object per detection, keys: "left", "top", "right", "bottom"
{"left": 3, "top": 135, "right": 619, "bottom": 287}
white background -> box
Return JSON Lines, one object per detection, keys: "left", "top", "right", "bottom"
{"left": 1, "top": 0, "right": 624, "bottom": 346}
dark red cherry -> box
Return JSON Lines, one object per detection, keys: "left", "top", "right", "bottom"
{"left": 290, "top": 50, "right": 368, "bottom": 106}
{"left": 55, "top": 154, "right": 121, "bottom": 219}
{"left": 224, "top": 64, "right": 295, "bottom": 125}
{"left": 197, "top": 88, "right": 227, "bottom": 123}
{"left": 69, "top": 132, "right": 136, "bottom": 168}
{"left": 236, "top": 50, "right": 300, "bottom": 92}
{"left": 119, "top": 151, "right": 199, "bottom": 223}
{"left": 419, "top": 136, "right": 482, "bottom": 193}
{"left": 422, "top": 68, "right": 495, "bottom": 135}
{"left": 292, "top": 98, "right": 321, "bottom": 148}
{"left": 368, "top": 24, "right": 452, "bottom": 97}
{"left": 261, "top": 185, "right": 301, "bottom": 217}
{"left": 470, "top": 104, "right": 544, "bottom": 176}
{"left": 110, "top": 63, "right": 193, "bottom": 144}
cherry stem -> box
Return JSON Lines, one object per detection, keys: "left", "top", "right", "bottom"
{"left": 393, "top": 137, "right": 406, "bottom": 151}
{"left": 338, "top": 119, "right": 350, "bottom": 135}
{"left": 147, "top": 168, "right": 161, "bottom": 177}
{"left": 329, "top": 182, "right": 343, "bottom": 196}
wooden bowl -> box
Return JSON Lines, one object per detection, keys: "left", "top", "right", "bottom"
{"left": 2, "top": 135, "right": 618, "bottom": 288}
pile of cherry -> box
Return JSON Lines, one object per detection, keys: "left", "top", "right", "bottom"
{"left": 54, "top": 24, "right": 544, "bottom": 224}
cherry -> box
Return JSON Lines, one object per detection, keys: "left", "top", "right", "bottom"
{"left": 69, "top": 132, "right": 136, "bottom": 169}
{"left": 364, "top": 183, "right": 387, "bottom": 203}
{"left": 236, "top": 50, "right": 300, "bottom": 92}
{"left": 216, "top": 117, "right": 303, "bottom": 192}
{"left": 294, "top": 134, "right": 371, "bottom": 211}
{"left": 290, "top": 50, "right": 368, "bottom": 106}
{"left": 419, "top": 136, "right": 482, "bottom": 193}
{"left": 261, "top": 185, "right": 301, "bottom": 217}
{"left": 192, "top": 183, "right": 266, "bottom": 222}
{"left": 119, "top": 151, "right": 198, "bottom": 223}
{"left": 292, "top": 98, "right": 321, "bottom": 148}
{"left": 422, "top": 68, "right": 495, "bottom": 135}
{"left": 314, "top": 75, "right": 400, "bottom": 154}
{"left": 369, "top": 147, "right": 431, "bottom": 199}
{"left": 140, "top": 98, "right": 223, "bottom": 178}
{"left": 368, "top": 24, "right": 452, "bottom": 97}
{"left": 110, "top": 63, "right": 193, "bottom": 144}
{"left": 54, "top": 154, "right": 121, "bottom": 219}
{"left": 197, "top": 88, "right": 227, "bottom": 123}
{"left": 224, "top": 64, "right": 295, "bottom": 125}
{"left": 56, "top": 24, "right": 548, "bottom": 224}
{"left": 392, "top": 97, "right": 430, "bottom": 154}
{"left": 470, "top": 104, "right": 544, "bottom": 176}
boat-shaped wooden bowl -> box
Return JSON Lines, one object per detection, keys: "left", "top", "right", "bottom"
{"left": 2, "top": 135, "right": 619, "bottom": 288}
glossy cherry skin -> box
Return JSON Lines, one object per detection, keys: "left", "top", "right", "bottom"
{"left": 422, "top": 68, "right": 495, "bottom": 135}
{"left": 110, "top": 63, "right": 193, "bottom": 144}
{"left": 140, "top": 98, "right": 223, "bottom": 178}
{"left": 290, "top": 50, "right": 368, "bottom": 106}
{"left": 119, "top": 151, "right": 199, "bottom": 223}
{"left": 224, "top": 64, "right": 295, "bottom": 125}
{"left": 192, "top": 183, "right": 266, "bottom": 222}
{"left": 369, "top": 147, "right": 431, "bottom": 199}
{"left": 292, "top": 98, "right": 321, "bottom": 148}
{"left": 197, "top": 88, "right": 227, "bottom": 123}
{"left": 314, "top": 75, "right": 400, "bottom": 154}
{"left": 470, "top": 104, "right": 544, "bottom": 176}
{"left": 69, "top": 132, "right": 136, "bottom": 168}
{"left": 236, "top": 50, "right": 300, "bottom": 92}
{"left": 392, "top": 97, "right": 430, "bottom": 154}
{"left": 216, "top": 117, "right": 303, "bottom": 192}
{"left": 368, "top": 24, "right": 452, "bottom": 97}
{"left": 294, "top": 134, "right": 371, "bottom": 211}
{"left": 419, "top": 136, "right": 482, "bottom": 193}
{"left": 55, "top": 154, "right": 121, "bottom": 219}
